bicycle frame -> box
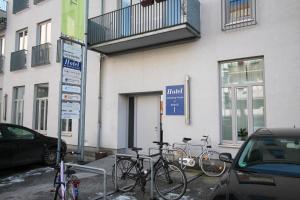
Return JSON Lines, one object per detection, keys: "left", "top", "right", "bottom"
{"left": 60, "top": 160, "right": 66, "bottom": 200}
{"left": 173, "top": 137, "right": 211, "bottom": 161}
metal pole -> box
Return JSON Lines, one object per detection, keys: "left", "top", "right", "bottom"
{"left": 79, "top": 0, "right": 89, "bottom": 161}
{"left": 56, "top": 39, "right": 64, "bottom": 164}
{"left": 185, "top": 75, "right": 190, "bottom": 125}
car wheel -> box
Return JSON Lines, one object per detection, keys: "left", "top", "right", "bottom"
{"left": 44, "top": 148, "right": 57, "bottom": 166}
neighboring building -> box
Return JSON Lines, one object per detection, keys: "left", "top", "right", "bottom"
{"left": 0, "top": 0, "right": 102, "bottom": 147}
{"left": 0, "top": 0, "right": 299, "bottom": 156}
{"left": 87, "top": 0, "right": 300, "bottom": 155}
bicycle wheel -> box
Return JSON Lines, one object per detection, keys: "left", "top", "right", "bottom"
{"left": 112, "top": 158, "right": 137, "bottom": 192}
{"left": 172, "top": 147, "right": 188, "bottom": 169}
{"left": 154, "top": 163, "right": 187, "bottom": 200}
{"left": 65, "top": 175, "right": 80, "bottom": 200}
{"left": 199, "top": 150, "right": 226, "bottom": 177}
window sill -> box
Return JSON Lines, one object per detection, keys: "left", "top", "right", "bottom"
{"left": 219, "top": 143, "right": 242, "bottom": 149}
{"left": 224, "top": 18, "right": 255, "bottom": 26}
{"left": 62, "top": 132, "right": 72, "bottom": 137}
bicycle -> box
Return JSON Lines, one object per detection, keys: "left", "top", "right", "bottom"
{"left": 53, "top": 151, "right": 81, "bottom": 200}
{"left": 172, "top": 136, "right": 226, "bottom": 177}
{"left": 112, "top": 141, "right": 187, "bottom": 200}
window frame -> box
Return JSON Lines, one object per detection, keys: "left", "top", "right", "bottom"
{"left": 219, "top": 57, "right": 266, "bottom": 145}
{"left": 62, "top": 119, "right": 73, "bottom": 136}
{"left": 0, "top": 35, "right": 5, "bottom": 56}
{"left": 33, "top": 83, "right": 49, "bottom": 135}
{"left": 37, "top": 20, "right": 51, "bottom": 45}
{"left": 16, "top": 28, "right": 28, "bottom": 51}
{"left": 12, "top": 86, "right": 25, "bottom": 126}
{"left": 221, "top": 0, "right": 257, "bottom": 31}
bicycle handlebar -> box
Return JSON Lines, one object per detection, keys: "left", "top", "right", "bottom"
{"left": 153, "top": 141, "right": 169, "bottom": 146}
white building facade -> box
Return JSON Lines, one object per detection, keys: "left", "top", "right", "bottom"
{"left": 88, "top": 0, "right": 300, "bottom": 155}
{"left": 0, "top": 0, "right": 299, "bottom": 156}
{"left": 0, "top": 0, "right": 102, "bottom": 147}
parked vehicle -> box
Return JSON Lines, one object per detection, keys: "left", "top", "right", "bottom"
{"left": 0, "top": 123, "right": 67, "bottom": 170}
{"left": 209, "top": 128, "right": 300, "bottom": 200}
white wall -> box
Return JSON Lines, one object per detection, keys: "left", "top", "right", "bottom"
{"left": 98, "top": 0, "right": 300, "bottom": 155}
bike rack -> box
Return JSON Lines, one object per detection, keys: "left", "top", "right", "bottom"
{"left": 148, "top": 147, "right": 184, "bottom": 168}
{"left": 65, "top": 163, "right": 107, "bottom": 200}
{"left": 114, "top": 153, "right": 155, "bottom": 199}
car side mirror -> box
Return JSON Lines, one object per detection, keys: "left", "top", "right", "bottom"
{"left": 219, "top": 153, "right": 233, "bottom": 163}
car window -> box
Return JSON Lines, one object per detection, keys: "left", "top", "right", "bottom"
{"left": 237, "top": 137, "right": 300, "bottom": 176}
{"left": 6, "top": 126, "right": 35, "bottom": 140}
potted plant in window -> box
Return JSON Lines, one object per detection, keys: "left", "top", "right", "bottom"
{"left": 141, "top": 0, "right": 154, "bottom": 7}
{"left": 238, "top": 128, "right": 248, "bottom": 141}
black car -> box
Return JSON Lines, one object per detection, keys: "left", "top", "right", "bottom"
{"left": 0, "top": 123, "right": 67, "bottom": 170}
{"left": 209, "top": 128, "right": 300, "bottom": 200}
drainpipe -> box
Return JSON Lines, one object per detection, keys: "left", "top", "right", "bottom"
{"left": 96, "top": 0, "right": 105, "bottom": 152}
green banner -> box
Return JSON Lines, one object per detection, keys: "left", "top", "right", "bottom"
{"left": 61, "top": 0, "right": 84, "bottom": 41}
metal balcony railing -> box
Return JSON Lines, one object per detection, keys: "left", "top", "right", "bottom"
{"left": 31, "top": 43, "right": 51, "bottom": 67}
{"left": 0, "top": 55, "right": 4, "bottom": 73}
{"left": 10, "top": 49, "right": 27, "bottom": 71}
{"left": 34, "top": 0, "right": 46, "bottom": 5}
{"left": 221, "top": 0, "right": 257, "bottom": 31}
{"left": 0, "top": 0, "right": 7, "bottom": 30}
{"left": 13, "top": 0, "right": 29, "bottom": 14}
{"left": 88, "top": 0, "right": 200, "bottom": 46}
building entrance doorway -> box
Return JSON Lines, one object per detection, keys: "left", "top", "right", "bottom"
{"left": 128, "top": 94, "right": 162, "bottom": 154}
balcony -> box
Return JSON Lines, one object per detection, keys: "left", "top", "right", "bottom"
{"left": 31, "top": 43, "right": 51, "bottom": 67}
{"left": 13, "top": 0, "right": 29, "bottom": 14}
{"left": 10, "top": 50, "right": 27, "bottom": 71}
{"left": 0, "top": 0, "right": 7, "bottom": 30}
{"left": 0, "top": 55, "right": 3, "bottom": 73}
{"left": 88, "top": 0, "right": 200, "bottom": 54}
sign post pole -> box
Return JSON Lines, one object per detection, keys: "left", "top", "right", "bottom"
{"left": 78, "top": 0, "right": 89, "bottom": 161}
{"left": 56, "top": 39, "right": 64, "bottom": 164}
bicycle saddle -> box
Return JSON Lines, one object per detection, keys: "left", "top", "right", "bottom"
{"left": 183, "top": 138, "right": 192, "bottom": 142}
{"left": 131, "top": 147, "right": 143, "bottom": 152}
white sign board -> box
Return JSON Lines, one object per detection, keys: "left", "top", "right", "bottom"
{"left": 63, "top": 67, "right": 82, "bottom": 80}
{"left": 62, "top": 77, "right": 81, "bottom": 85}
{"left": 62, "top": 102, "right": 80, "bottom": 112}
{"left": 63, "top": 43, "right": 82, "bottom": 62}
{"left": 62, "top": 85, "right": 81, "bottom": 94}
{"left": 62, "top": 93, "right": 81, "bottom": 102}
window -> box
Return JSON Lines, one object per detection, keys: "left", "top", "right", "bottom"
{"left": 121, "top": 0, "right": 132, "bottom": 37}
{"left": 62, "top": 119, "right": 72, "bottom": 134}
{"left": 6, "top": 126, "right": 35, "bottom": 140}
{"left": 34, "top": 84, "right": 48, "bottom": 134}
{"left": 38, "top": 20, "right": 51, "bottom": 44}
{"left": 17, "top": 29, "right": 28, "bottom": 50}
{"left": 222, "top": 0, "right": 256, "bottom": 30}
{"left": 220, "top": 58, "right": 265, "bottom": 144}
{"left": 0, "top": 89, "right": 2, "bottom": 122}
{"left": 12, "top": 86, "right": 25, "bottom": 125}
{"left": 0, "top": 36, "right": 5, "bottom": 56}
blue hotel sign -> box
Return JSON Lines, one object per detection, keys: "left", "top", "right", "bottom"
{"left": 166, "top": 85, "right": 185, "bottom": 115}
